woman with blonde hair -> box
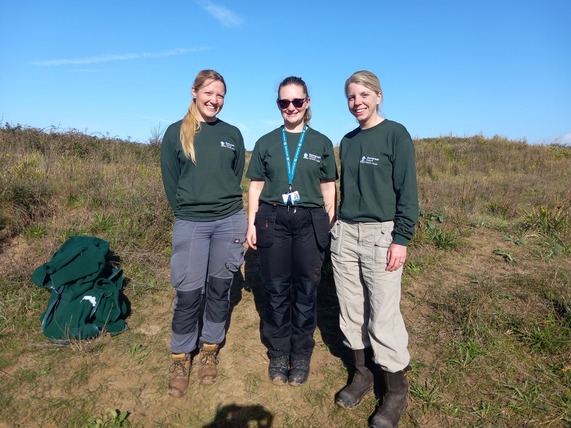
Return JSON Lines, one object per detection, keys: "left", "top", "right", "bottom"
{"left": 331, "top": 70, "right": 419, "bottom": 427}
{"left": 160, "top": 69, "right": 247, "bottom": 397}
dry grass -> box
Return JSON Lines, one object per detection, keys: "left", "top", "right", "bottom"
{"left": 0, "top": 124, "right": 570, "bottom": 427}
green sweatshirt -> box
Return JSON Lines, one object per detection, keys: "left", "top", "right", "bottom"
{"left": 32, "top": 236, "right": 128, "bottom": 340}
{"left": 338, "top": 119, "right": 419, "bottom": 246}
{"left": 160, "top": 119, "right": 245, "bottom": 221}
{"left": 246, "top": 126, "right": 337, "bottom": 207}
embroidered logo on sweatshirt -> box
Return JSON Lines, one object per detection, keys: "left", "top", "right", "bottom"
{"left": 220, "top": 141, "right": 236, "bottom": 151}
{"left": 360, "top": 156, "right": 379, "bottom": 166}
{"left": 303, "top": 152, "right": 321, "bottom": 163}
{"left": 81, "top": 295, "right": 97, "bottom": 307}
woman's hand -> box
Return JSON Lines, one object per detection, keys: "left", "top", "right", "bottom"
{"left": 246, "top": 225, "right": 257, "bottom": 250}
{"left": 246, "top": 180, "right": 265, "bottom": 251}
{"left": 386, "top": 243, "right": 407, "bottom": 272}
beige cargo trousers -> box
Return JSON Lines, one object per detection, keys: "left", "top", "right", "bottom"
{"left": 330, "top": 219, "right": 410, "bottom": 373}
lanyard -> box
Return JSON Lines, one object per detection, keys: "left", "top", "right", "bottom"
{"left": 282, "top": 125, "right": 307, "bottom": 190}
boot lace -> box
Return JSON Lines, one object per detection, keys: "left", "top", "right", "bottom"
{"left": 200, "top": 349, "right": 219, "bottom": 366}
{"left": 170, "top": 358, "right": 189, "bottom": 378}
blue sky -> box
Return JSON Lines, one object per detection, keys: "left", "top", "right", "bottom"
{"left": 1, "top": 0, "right": 570, "bottom": 150}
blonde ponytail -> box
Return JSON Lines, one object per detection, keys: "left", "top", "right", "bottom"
{"left": 180, "top": 102, "right": 201, "bottom": 164}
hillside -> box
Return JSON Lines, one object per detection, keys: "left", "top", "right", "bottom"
{"left": 0, "top": 124, "right": 570, "bottom": 427}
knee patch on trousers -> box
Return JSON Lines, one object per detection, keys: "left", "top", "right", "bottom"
{"left": 205, "top": 276, "right": 232, "bottom": 323}
{"left": 172, "top": 288, "right": 202, "bottom": 335}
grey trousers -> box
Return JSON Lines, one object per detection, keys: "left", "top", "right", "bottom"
{"left": 330, "top": 219, "right": 410, "bottom": 373}
{"left": 169, "top": 210, "right": 247, "bottom": 354}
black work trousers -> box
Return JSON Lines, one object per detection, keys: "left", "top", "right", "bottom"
{"left": 255, "top": 203, "right": 328, "bottom": 360}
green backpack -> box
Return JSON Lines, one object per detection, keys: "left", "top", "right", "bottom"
{"left": 32, "top": 236, "right": 129, "bottom": 341}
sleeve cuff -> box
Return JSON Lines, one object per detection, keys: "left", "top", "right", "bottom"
{"left": 392, "top": 234, "right": 410, "bottom": 246}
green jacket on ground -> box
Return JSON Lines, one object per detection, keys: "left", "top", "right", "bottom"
{"left": 32, "top": 236, "right": 128, "bottom": 341}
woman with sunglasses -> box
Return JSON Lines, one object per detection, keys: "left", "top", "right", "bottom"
{"left": 246, "top": 76, "right": 337, "bottom": 386}
{"left": 330, "top": 70, "right": 418, "bottom": 427}
{"left": 160, "top": 69, "right": 247, "bottom": 397}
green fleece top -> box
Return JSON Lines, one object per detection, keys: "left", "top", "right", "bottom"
{"left": 32, "top": 236, "right": 128, "bottom": 340}
{"left": 246, "top": 126, "right": 338, "bottom": 207}
{"left": 338, "top": 119, "right": 419, "bottom": 246}
{"left": 160, "top": 119, "right": 245, "bottom": 221}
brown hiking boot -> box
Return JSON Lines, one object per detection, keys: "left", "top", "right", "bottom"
{"left": 168, "top": 353, "right": 191, "bottom": 397}
{"left": 197, "top": 343, "right": 219, "bottom": 385}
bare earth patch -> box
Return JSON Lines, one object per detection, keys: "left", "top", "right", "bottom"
{"left": 1, "top": 225, "right": 569, "bottom": 427}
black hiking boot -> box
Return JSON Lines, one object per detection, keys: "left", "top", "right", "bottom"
{"left": 268, "top": 355, "right": 289, "bottom": 385}
{"left": 288, "top": 357, "right": 310, "bottom": 386}
{"left": 369, "top": 366, "right": 410, "bottom": 428}
{"left": 335, "top": 348, "right": 374, "bottom": 408}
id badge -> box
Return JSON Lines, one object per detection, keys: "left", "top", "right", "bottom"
{"left": 282, "top": 190, "right": 301, "bottom": 205}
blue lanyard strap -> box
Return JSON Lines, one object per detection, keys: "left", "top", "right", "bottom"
{"left": 282, "top": 125, "right": 307, "bottom": 188}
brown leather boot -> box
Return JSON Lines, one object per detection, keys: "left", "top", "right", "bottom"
{"left": 168, "top": 353, "right": 191, "bottom": 397}
{"left": 370, "top": 366, "right": 410, "bottom": 428}
{"left": 197, "top": 343, "right": 219, "bottom": 385}
{"left": 335, "top": 348, "right": 374, "bottom": 408}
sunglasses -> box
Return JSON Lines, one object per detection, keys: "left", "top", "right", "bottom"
{"left": 277, "top": 98, "right": 306, "bottom": 109}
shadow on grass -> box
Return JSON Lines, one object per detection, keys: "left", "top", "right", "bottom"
{"left": 202, "top": 403, "right": 273, "bottom": 427}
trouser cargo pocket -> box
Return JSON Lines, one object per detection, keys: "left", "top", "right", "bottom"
{"left": 254, "top": 204, "right": 277, "bottom": 248}
{"left": 310, "top": 208, "right": 331, "bottom": 251}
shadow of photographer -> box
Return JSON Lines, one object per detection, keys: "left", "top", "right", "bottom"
{"left": 202, "top": 403, "right": 273, "bottom": 427}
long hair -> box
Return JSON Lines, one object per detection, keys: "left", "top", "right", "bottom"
{"left": 344, "top": 70, "right": 383, "bottom": 112}
{"left": 180, "top": 69, "right": 226, "bottom": 163}
{"left": 278, "top": 76, "right": 312, "bottom": 125}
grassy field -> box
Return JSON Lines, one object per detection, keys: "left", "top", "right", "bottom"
{"left": 0, "top": 124, "right": 570, "bottom": 427}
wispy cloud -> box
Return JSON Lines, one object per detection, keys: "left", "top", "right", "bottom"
{"left": 68, "top": 69, "right": 106, "bottom": 73}
{"left": 535, "top": 132, "right": 571, "bottom": 146}
{"left": 32, "top": 47, "right": 208, "bottom": 66}
{"left": 197, "top": 0, "right": 243, "bottom": 27}
{"left": 559, "top": 133, "right": 571, "bottom": 146}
